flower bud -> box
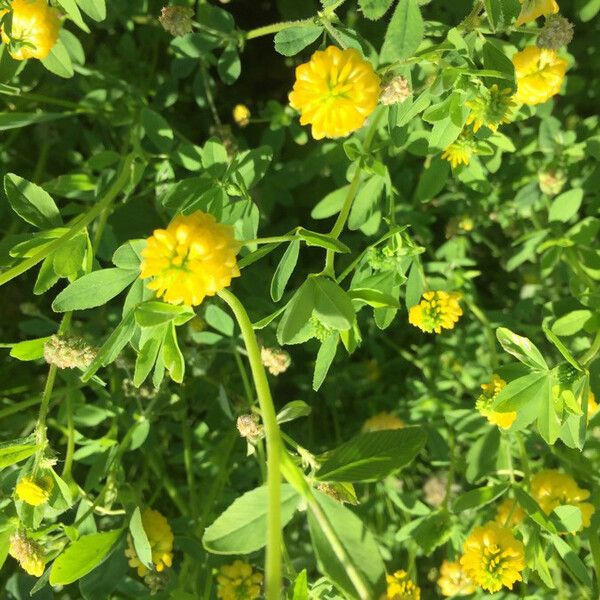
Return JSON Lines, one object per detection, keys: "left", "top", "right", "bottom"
{"left": 379, "top": 76, "right": 412, "bottom": 106}
{"left": 233, "top": 104, "right": 251, "bottom": 127}
{"left": 44, "top": 334, "right": 97, "bottom": 370}
{"left": 538, "top": 169, "right": 566, "bottom": 195}
{"left": 236, "top": 415, "right": 264, "bottom": 442}
{"left": 159, "top": 5, "right": 194, "bottom": 37}
{"left": 537, "top": 15, "right": 574, "bottom": 50}
{"left": 260, "top": 347, "right": 291, "bottom": 376}
{"left": 9, "top": 532, "right": 45, "bottom": 577}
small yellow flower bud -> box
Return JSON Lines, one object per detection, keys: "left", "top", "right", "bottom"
{"left": 232, "top": 104, "right": 251, "bottom": 127}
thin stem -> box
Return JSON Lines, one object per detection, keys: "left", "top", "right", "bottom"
{"left": 182, "top": 396, "right": 199, "bottom": 519}
{"left": 218, "top": 289, "right": 283, "bottom": 600}
{"left": 467, "top": 301, "right": 498, "bottom": 369}
{"left": 320, "top": 18, "right": 347, "bottom": 49}
{"left": 442, "top": 428, "right": 456, "bottom": 509}
{"left": 245, "top": 18, "right": 314, "bottom": 40}
{"left": 62, "top": 390, "right": 75, "bottom": 481}
{"left": 0, "top": 153, "right": 135, "bottom": 288}
{"left": 241, "top": 235, "right": 297, "bottom": 246}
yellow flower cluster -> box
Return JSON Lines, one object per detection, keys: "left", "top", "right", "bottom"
{"left": 530, "top": 470, "right": 595, "bottom": 530}
{"left": 140, "top": 211, "right": 240, "bottom": 307}
{"left": 437, "top": 560, "right": 476, "bottom": 597}
{"left": 476, "top": 374, "right": 517, "bottom": 430}
{"left": 441, "top": 132, "right": 477, "bottom": 169}
{"left": 362, "top": 412, "right": 405, "bottom": 432}
{"left": 233, "top": 104, "right": 251, "bottom": 127}
{"left": 460, "top": 521, "right": 525, "bottom": 593}
{"left": 466, "top": 85, "right": 515, "bottom": 133}
{"left": 408, "top": 291, "right": 463, "bottom": 334}
{"left": 289, "top": 45, "right": 380, "bottom": 140}
{"left": 381, "top": 570, "right": 420, "bottom": 600}
{"left": 513, "top": 46, "right": 567, "bottom": 105}
{"left": 125, "top": 509, "right": 174, "bottom": 577}
{"left": 15, "top": 475, "right": 53, "bottom": 506}
{"left": 9, "top": 532, "right": 45, "bottom": 577}
{"left": 0, "top": 0, "right": 60, "bottom": 60}
{"left": 495, "top": 498, "right": 526, "bottom": 527}
{"left": 216, "top": 560, "right": 263, "bottom": 600}
{"left": 516, "top": 0, "right": 559, "bottom": 26}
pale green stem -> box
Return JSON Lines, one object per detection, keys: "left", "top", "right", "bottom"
{"left": 241, "top": 235, "right": 297, "bottom": 245}
{"left": 218, "top": 289, "right": 282, "bottom": 600}
{"left": 515, "top": 431, "right": 531, "bottom": 489}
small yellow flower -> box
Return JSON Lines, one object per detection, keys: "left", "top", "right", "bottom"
{"left": 408, "top": 291, "right": 463, "bottom": 334}
{"left": 125, "top": 509, "right": 174, "bottom": 577}
{"left": 530, "top": 470, "right": 595, "bottom": 530}
{"left": 9, "top": 532, "right": 45, "bottom": 577}
{"left": 0, "top": 0, "right": 60, "bottom": 60}
{"left": 437, "top": 560, "right": 476, "bottom": 597}
{"left": 140, "top": 211, "right": 240, "bottom": 307}
{"left": 515, "top": 0, "right": 559, "bottom": 26}
{"left": 233, "top": 104, "right": 251, "bottom": 127}
{"left": 381, "top": 570, "right": 420, "bottom": 600}
{"left": 460, "top": 521, "right": 525, "bottom": 593}
{"left": 466, "top": 85, "right": 516, "bottom": 133}
{"left": 15, "top": 475, "right": 53, "bottom": 506}
{"left": 476, "top": 374, "right": 517, "bottom": 430}
{"left": 586, "top": 390, "right": 598, "bottom": 421}
{"left": 513, "top": 46, "right": 567, "bottom": 105}
{"left": 216, "top": 560, "right": 263, "bottom": 600}
{"left": 289, "top": 45, "right": 381, "bottom": 140}
{"left": 495, "top": 498, "right": 526, "bottom": 527}
{"left": 441, "top": 133, "right": 476, "bottom": 169}
{"left": 362, "top": 412, "right": 405, "bottom": 432}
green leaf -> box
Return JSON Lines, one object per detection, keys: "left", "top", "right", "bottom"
{"left": 496, "top": 327, "right": 548, "bottom": 370}
{"left": 274, "top": 25, "right": 323, "bottom": 57}
{"left": 308, "top": 490, "right": 386, "bottom": 599}
{"left": 271, "top": 240, "right": 301, "bottom": 302}
{"left": 513, "top": 487, "right": 556, "bottom": 533}
{"left": 277, "top": 279, "right": 316, "bottom": 345}
{"left": 52, "top": 268, "right": 138, "bottom": 312}
{"left": 141, "top": 108, "right": 174, "bottom": 153}
{"left": 465, "top": 427, "right": 509, "bottom": 483}
{"left": 536, "top": 376, "right": 560, "bottom": 444}
{"left": 380, "top": 0, "right": 424, "bottom": 63}
{"left": 217, "top": 44, "right": 241, "bottom": 84}
{"left": 135, "top": 302, "right": 194, "bottom": 328}
{"left": 203, "top": 484, "right": 300, "bottom": 554}
{"left": 297, "top": 228, "right": 351, "bottom": 253}
{"left": 53, "top": 233, "right": 87, "bottom": 277}
{"left": 205, "top": 304, "right": 234, "bottom": 336}
{"left": 76, "top": 0, "right": 106, "bottom": 21}
{"left": 359, "top": 0, "right": 395, "bottom": 20}
{"left": 112, "top": 239, "right": 146, "bottom": 269}
{"left": 482, "top": 39, "right": 516, "bottom": 89}
{"left": 549, "top": 189, "right": 584, "bottom": 223}
{"left": 292, "top": 569, "right": 309, "bottom": 600}
{"left": 552, "top": 310, "right": 593, "bottom": 337}
{"left": 348, "top": 175, "right": 383, "bottom": 231}
{"left": 163, "top": 322, "right": 185, "bottom": 383}
{"left": 9, "top": 337, "right": 50, "bottom": 361}
{"left": 0, "top": 112, "right": 69, "bottom": 131}
{"left": 316, "top": 426, "right": 426, "bottom": 482}
{"left": 452, "top": 484, "right": 509, "bottom": 513}
{"left": 313, "top": 333, "right": 338, "bottom": 391}
{"left": 414, "top": 157, "right": 450, "bottom": 201}
{"left": 56, "top": 0, "right": 90, "bottom": 31}
{"left": 543, "top": 325, "right": 581, "bottom": 370}
{"left": 4, "top": 173, "right": 62, "bottom": 229}
{"left": 552, "top": 505, "right": 582, "bottom": 534}
{"left": 349, "top": 288, "right": 400, "bottom": 309}
{"left": 313, "top": 277, "right": 355, "bottom": 331}
{"left": 134, "top": 328, "right": 166, "bottom": 387}
{"left": 41, "top": 39, "right": 74, "bottom": 78}
{"left": 311, "top": 186, "right": 348, "bottom": 220}
{"left": 129, "top": 508, "right": 152, "bottom": 569}
{"left": 484, "top": 0, "right": 520, "bottom": 31}
{"left": 0, "top": 438, "right": 38, "bottom": 469}
{"left": 550, "top": 534, "right": 593, "bottom": 588}
{"left": 49, "top": 529, "right": 122, "bottom": 585}
{"left": 276, "top": 400, "right": 312, "bottom": 424}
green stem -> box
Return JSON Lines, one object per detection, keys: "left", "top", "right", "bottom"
{"left": 182, "top": 396, "right": 199, "bottom": 519}
{"left": 320, "top": 17, "right": 347, "bottom": 49}
{"left": 0, "top": 153, "right": 134, "bottom": 288}
{"left": 241, "top": 235, "right": 297, "bottom": 245}
{"left": 218, "top": 289, "right": 283, "bottom": 600}
{"left": 442, "top": 428, "right": 456, "bottom": 509}
{"left": 581, "top": 331, "right": 600, "bottom": 366}
{"left": 515, "top": 431, "right": 531, "bottom": 489}
{"left": 467, "top": 301, "right": 498, "bottom": 369}
{"left": 62, "top": 390, "right": 75, "bottom": 481}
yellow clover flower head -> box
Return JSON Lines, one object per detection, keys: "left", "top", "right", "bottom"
{"left": 513, "top": 46, "right": 567, "bottom": 106}
{"left": 441, "top": 132, "right": 477, "bottom": 169}
{"left": 408, "top": 291, "right": 463, "bottom": 334}
{"left": 362, "top": 412, "right": 405, "bottom": 432}
{"left": 233, "top": 104, "right": 251, "bottom": 127}
{"left": 288, "top": 45, "right": 381, "bottom": 140}
{"left": 437, "top": 560, "right": 476, "bottom": 597}
{"left": 140, "top": 211, "right": 240, "bottom": 307}
{"left": 0, "top": 0, "right": 60, "bottom": 60}
{"left": 466, "top": 85, "right": 516, "bottom": 133}
{"left": 515, "top": 0, "right": 559, "bottom": 26}
{"left": 381, "top": 569, "right": 420, "bottom": 600}
{"left": 9, "top": 532, "right": 45, "bottom": 577}
{"left": 530, "top": 469, "right": 595, "bottom": 530}
{"left": 476, "top": 374, "right": 517, "bottom": 430}
{"left": 125, "top": 508, "right": 174, "bottom": 577}
{"left": 15, "top": 475, "right": 53, "bottom": 506}
{"left": 460, "top": 521, "right": 525, "bottom": 593}
{"left": 216, "top": 559, "right": 263, "bottom": 600}
{"left": 495, "top": 498, "right": 526, "bottom": 527}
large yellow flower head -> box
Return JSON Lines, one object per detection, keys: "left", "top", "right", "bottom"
{"left": 381, "top": 570, "right": 420, "bottom": 600}
{"left": 495, "top": 498, "right": 526, "bottom": 527}
{"left": 460, "top": 521, "right": 525, "bottom": 593}
{"left": 140, "top": 211, "right": 240, "bottom": 307}
{"left": 9, "top": 532, "right": 45, "bottom": 577}
{"left": 288, "top": 45, "right": 381, "bottom": 140}
{"left": 216, "top": 559, "right": 263, "bottom": 600}
{"left": 466, "top": 85, "right": 516, "bottom": 133}
{"left": 476, "top": 374, "right": 517, "bottom": 430}
{"left": 0, "top": 0, "right": 60, "bottom": 60}
{"left": 362, "top": 412, "right": 405, "bottom": 432}
{"left": 125, "top": 509, "right": 174, "bottom": 577}
{"left": 530, "top": 470, "right": 595, "bottom": 530}
{"left": 15, "top": 475, "right": 53, "bottom": 506}
{"left": 437, "top": 560, "right": 476, "bottom": 597}
{"left": 516, "top": 0, "right": 559, "bottom": 26}
{"left": 513, "top": 46, "right": 567, "bottom": 105}
{"left": 408, "top": 291, "right": 463, "bottom": 334}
